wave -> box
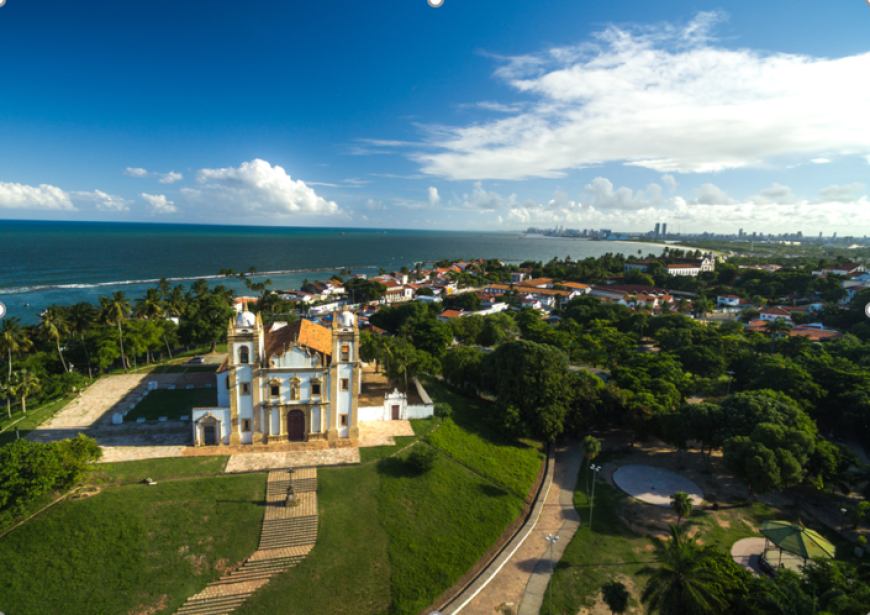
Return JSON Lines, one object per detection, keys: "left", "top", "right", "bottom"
{"left": 0, "top": 266, "right": 379, "bottom": 295}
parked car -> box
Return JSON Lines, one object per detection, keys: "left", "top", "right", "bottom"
{"left": 187, "top": 356, "right": 205, "bottom": 364}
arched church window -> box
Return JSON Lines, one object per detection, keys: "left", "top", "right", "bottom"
{"left": 239, "top": 346, "right": 249, "bottom": 364}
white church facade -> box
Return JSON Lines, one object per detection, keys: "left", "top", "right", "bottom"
{"left": 191, "top": 307, "right": 433, "bottom": 448}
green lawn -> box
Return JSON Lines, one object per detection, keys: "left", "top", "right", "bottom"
{"left": 359, "top": 416, "right": 441, "bottom": 463}
{"left": 238, "top": 465, "right": 392, "bottom": 615}
{"left": 422, "top": 378, "right": 544, "bottom": 498}
{"left": 0, "top": 473, "right": 266, "bottom": 615}
{"left": 94, "top": 456, "right": 230, "bottom": 485}
{"left": 378, "top": 445, "right": 525, "bottom": 615}
{"left": 0, "top": 396, "right": 76, "bottom": 446}
{"left": 124, "top": 388, "right": 218, "bottom": 421}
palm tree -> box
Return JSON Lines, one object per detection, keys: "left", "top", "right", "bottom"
{"left": 157, "top": 277, "right": 172, "bottom": 298}
{"left": 68, "top": 302, "right": 98, "bottom": 379}
{"left": 11, "top": 370, "right": 41, "bottom": 415}
{"left": 191, "top": 278, "right": 210, "bottom": 298}
{"left": 40, "top": 305, "right": 70, "bottom": 373}
{"left": 670, "top": 491, "right": 694, "bottom": 527}
{"left": 764, "top": 317, "right": 792, "bottom": 354}
{"left": 675, "top": 297, "right": 691, "bottom": 315}
{"left": 0, "top": 317, "right": 33, "bottom": 418}
{"left": 100, "top": 291, "right": 132, "bottom": 373}
{"left": 0, "top": 378, "right": 12, "bottom": 419}
{"left": 601, "top": 580, "right": 630, "bottom": 614}
{"left": 136, "top": 288, "right": 175, "bottom": 361}
{"left": 693, "top": 297, "right": 713, "bottom": 321}
{"left": 639, "top": 525, "right": 726, "bottom": 615}
{"left": 582, "top": 435, "right": 602, "bottom": 499}
{"left": 633, "top": 313, "right": 651, "bottom": 339}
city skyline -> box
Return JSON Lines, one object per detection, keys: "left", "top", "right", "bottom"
{"left": 2, "top": 1, "right": 870, "bottom": 233}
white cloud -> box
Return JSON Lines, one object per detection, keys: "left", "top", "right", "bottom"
{"left": 449, "top": 182, "right": 517, "bottom": 210}
{"left": 415, "top": 12, "right": 870, "bottom": 180}
{"left": 141, "top": 193, "right": 178, "bottom": 214}
{"left": 581, "top": 177, "right": 666, "bottom": 210}
{"left": 0, "top": 182, "right": 76, "bottom": 210}
{"left": 71, "top": 189, "right": 131, "bottom": 211}
{"left": 158, "top": 171, "right": 183, "bottom": 184}
{"left": 811, "top": 158, "right": 831, "bottom": 164}
{"left": 126, "top": 167, "right": 183, "bottom": 183}
{"left": 688, "top": 183, "right": 737, "bottom": 206}
{"left": 185, "top": 159, "right": 341, "bottom": 216}
{"left": 747, "top": 183, "right": 798, "bottom": 205}
{"left": 364, "top": 199, "right": 387, "bottom": 211}
{"left": 503, "top": 178, "right": 870, "bottom": 234}
{"left": 661, "top": 174, "right": 677, "bottom": 191}
{"left": 428, "top": 187, "right": 441, "bottom": 208}
{"left": 814, "top": 183, "right": 865, "bottom": 203}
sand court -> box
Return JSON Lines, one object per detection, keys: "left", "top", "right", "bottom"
{"left": 612, "top": 464, "right": 704, "bottom": 507}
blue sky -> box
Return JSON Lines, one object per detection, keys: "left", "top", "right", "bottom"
{"left": 1, "top": 0, "right": 870, "bottom": 234}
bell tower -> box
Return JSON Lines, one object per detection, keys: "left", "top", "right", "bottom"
{"left": 328, "top": 308, "right": 360, "bottom": 442}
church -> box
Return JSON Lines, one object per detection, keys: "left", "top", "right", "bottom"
{"left": 191, "top": 306, "right": 365, "bottom": 448}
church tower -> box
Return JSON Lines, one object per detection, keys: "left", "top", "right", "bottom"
{"left": 225, "top": 303, "right": 264, "bottom": 446}
{"left": 328, "top": 308, "right": 360, "bottom": 442}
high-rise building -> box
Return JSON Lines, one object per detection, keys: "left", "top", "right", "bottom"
{"left": 662, "top": 223, "right": 667, "bottom": 237}
{"left": 654, "top": 222, "right": 660, "bottom": 238}
{"left": 739, "top": 228, "right": 743, "bottom": 238}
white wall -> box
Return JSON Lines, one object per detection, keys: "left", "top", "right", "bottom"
{"left": 192, "top": 407, "right": 231, "bottom": 445}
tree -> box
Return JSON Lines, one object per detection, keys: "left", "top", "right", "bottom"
{"left": 99, "top": 291, "right": 132, "bottom": 373}
{"left": 763, "top": 318, "right": 792, "bottom": 354}
{"left": 480, "top": 341, "right": 574, "bottom": 440}
{"left": 68, "top": 302, "right": 98, "bottom": 378}
{"left": 411, "top": 319, "right": 454, "bottom": 357}
{"left": 639, "top": 525, "right": 727, "bottom": 615}
{"left": 444, "top": 292, "right": 481, "bottom": 312}
{"left": 178, "top": 295, "right": 236, "bottom": 353}
{"left": 582, "top": 435, "right": 602, "bottom": 498}
{"left": 0, "top": 379, "right": 12, "bottom": 419}
{"left": 601, "top": 581, "right": 630, "bottom": 614}
{"left": 0, "top": 317, "right": 33, "bottom": 418}
{"left": 380, "top": 336, "right": 440, "bottom": 392}
{"left": 39, "top": 306, "right": 69, "bottom": 373}
{"left": 441, "top": 346, "right": 484, "bottom": 393}
{"left": 344, "top": 278, "right": 387, "bottom": 303}
{"left": 10, "top": 370, "right": 41, "bottom": 415}
{"left": 693, "top": 297, "right": 713, "bottom": 320}
{"left": 670, "top": 491, "right": 694, "bottom": 526}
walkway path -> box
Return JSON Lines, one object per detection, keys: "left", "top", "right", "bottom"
{"left": 444, "top": 442, "right": 583, "bottom": 615}
{"left": 175, "top": 468, "right": 318, "bottom": 615}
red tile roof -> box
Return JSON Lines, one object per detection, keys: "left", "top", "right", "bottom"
{"left": 264, "top": 319, "right": 332, "bottom": 359}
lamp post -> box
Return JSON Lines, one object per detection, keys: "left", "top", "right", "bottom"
{"left": 544, "top": 533, "right": 560, "bottom": 615}
{"left": 726, "top": 370, "right": 735, "bottom": 395}
{"left": 589, "top": 465, "right": 602, "bottom": 531}
{"left": 840, "top": 507, "right": 848, "bottom": 532}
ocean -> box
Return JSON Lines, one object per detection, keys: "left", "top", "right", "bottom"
{"left": 0, "top": 220, "right": 662, "bottom": 323}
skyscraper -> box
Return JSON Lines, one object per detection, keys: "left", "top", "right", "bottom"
{"left": 661, "top": 223, "right": 667, "bottom": 238}
{"left": 654, "top": 222, "right": 660, "bottom": 238}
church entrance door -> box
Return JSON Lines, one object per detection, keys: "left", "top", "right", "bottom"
{"left": 391, "top": 405, "right": 401, "bottom": 420}
{"left": 287, "top": 410, "right": 305, "bottom": 442}
{"left": 203, "top": 425, "right": 217, "bottom": 446}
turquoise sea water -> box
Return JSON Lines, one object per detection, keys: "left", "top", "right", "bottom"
{"left": 0, "top": 220, "right": 661, "bottom": 323}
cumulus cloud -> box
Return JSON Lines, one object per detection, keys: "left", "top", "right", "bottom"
{"left": 184, "top": 159, "right": 341, "bottom": 216}
{"left": 449, "top": 182, "right": 517, "bottom": 210}
{"left": 428, "top": 187, "right": 441, "bottom": 208}
{"left": 503, "top": 178, "right": 870, "bottom": 234}
{"left": 414, "top": 12, "right": 870, "bottom": 180}
{"left": 581, "top": 177, "right": 666, "bottom": 210}
{"left": 125, "top": 167, "right": 183, "bottom": 183}
{"left": 0, "top": 182, "right": 76, "bottom": 210}
{"left": 688, "top": 183, "right": 737, "bottom": 206}
{"left": 71, "top": 189, "right": 131, "bottom": 211}
{"left": 661, "top": 174, "right": 678, "bottom": 191}
{"left": 141, "top": 193, "right": 178, "bottom": 214}
{"left": 811, "top": 158, "right": 831, "bottom": 164}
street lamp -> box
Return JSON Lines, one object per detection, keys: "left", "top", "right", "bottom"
{"left": 589, "top": 465, "right": 602, "bottom": 531}
{"left": 544, "top": 533, "right": 560, "bottom": 615}
{"left": 840, "top": 507, "right": 848, "bottom": 532}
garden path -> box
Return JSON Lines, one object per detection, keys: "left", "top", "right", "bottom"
{"left": 176, "top": 468, "right": 318, "bottom": 615}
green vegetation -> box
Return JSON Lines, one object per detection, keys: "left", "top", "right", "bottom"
{"left": 0, "top": 395, "right": 74, "bottom": 445}
{"left": 238, "top": 465, "right": 392, "bottom": 615}
{"left": 124, "top": 388, "right": 218, "bottom": 421}
{"left": 95, "top": 456, "right": 230, "bottom": 485}
{"left": 377, "top": 447, "right": 524, "bottom": 615}
{"left": 424, "top": 379, "right": 543, "bottom": 497}
{"left": 0, "top": 473, "right": 266, "bottom": 615}
{"left": 359, "top": 416, "right": 440, "bottom": 463}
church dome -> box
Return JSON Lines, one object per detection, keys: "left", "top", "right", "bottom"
{"left": 236, "top": 310, "right": 256, "bottom": 327}
{"left": 338, "top": 309, "right": 355, "bottom": 328}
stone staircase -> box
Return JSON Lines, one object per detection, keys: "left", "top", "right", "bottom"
{"left": 175, "top": 468, "right": 318, "bottom": 615}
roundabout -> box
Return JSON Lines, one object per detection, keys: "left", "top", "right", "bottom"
{"left": 611, "top": 465, "right": 704, "bottom": 507}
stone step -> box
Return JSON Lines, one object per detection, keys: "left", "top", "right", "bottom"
{"left": 176, "top": 595, "right": 249, "bottom": 615}
{"left": 242, "top": 556, "right": 306, "bottom": 568}
{"left": 258, "top": 537, "right": 317, "bottom": 549}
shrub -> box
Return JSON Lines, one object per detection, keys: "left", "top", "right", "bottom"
{"left": 434, "top": 402, "right": 453, "bottom": 419}
{"left": 406, "top": 445, "right": 438, "bottom": 473}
